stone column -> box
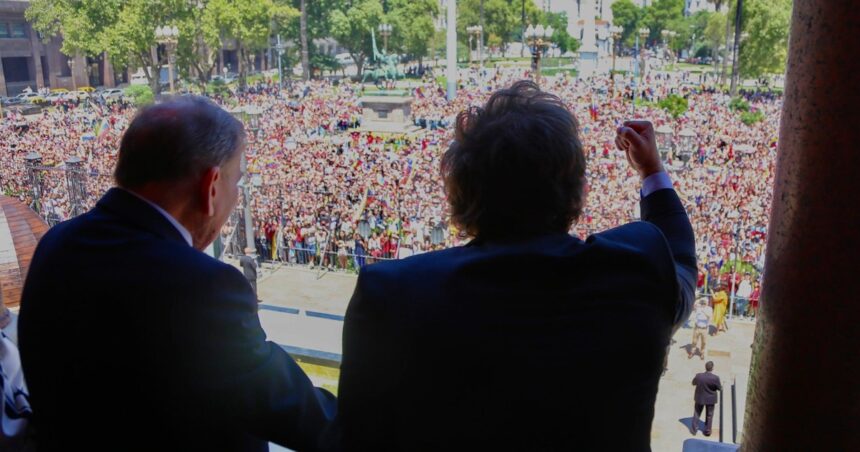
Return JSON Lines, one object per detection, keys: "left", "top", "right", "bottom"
{"left": 743, "top": 1, "right": 860, "bottom": 450}
{"left": 28, "top": 25, "right": 45, "bottom": 89}
{"left": 103, "top": 52, "right": 115, "bottom": 88}
{"left": 0, "top": 57, "right": 7, "bottom": 97}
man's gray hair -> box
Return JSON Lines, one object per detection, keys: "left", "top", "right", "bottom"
{"left": 114, "top": 96, "right": 245, "bottom": 189}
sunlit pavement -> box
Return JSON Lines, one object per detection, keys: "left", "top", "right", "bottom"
{"left": 247, "top": 264, "right": 754, "bottom": 450}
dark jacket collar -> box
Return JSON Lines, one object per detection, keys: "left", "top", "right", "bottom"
{"left": 95, "top": 187, "right": 189, "bottom": 246}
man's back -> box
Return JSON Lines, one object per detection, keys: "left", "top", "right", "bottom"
{"left": 338, "top": 189, "right": 695, "bottom": 451}
{"left": 693, "top": 372, "right": 723, "bottom": 405}
{"left": 19, "top": 189, "right": 335, "bottom": 451}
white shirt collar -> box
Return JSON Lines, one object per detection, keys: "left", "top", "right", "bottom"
{"left": 121, "top": 188, "right": 193, "bottom": 247}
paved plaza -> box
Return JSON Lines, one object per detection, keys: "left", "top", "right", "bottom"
{"left": 245, "top": 263, "right": 754, "bottom": 450}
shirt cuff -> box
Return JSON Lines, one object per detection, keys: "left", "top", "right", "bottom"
{"left": 640, "top": 171, "right": 674, "bottom": 198}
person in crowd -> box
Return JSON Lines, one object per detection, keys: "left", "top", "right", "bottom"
{"left": 689, "top": 298, "right": 712, "bottom": 360}
{"left": 18, "top": 97, "right": 336, "bottom": 451}
{"left": 711, "top": 283, "right": 729, "bottom": 335}
{"left": 735, "top": 273, "right": 753, "bottom": 318}
{"left": 691, "top": 361, "right": 723, "bottom": 437}
{"left": 240, "top": 247, "right": 260, "bottom": 301}
{"left": 335, "top": 81, "right": 696, "bottom": 450}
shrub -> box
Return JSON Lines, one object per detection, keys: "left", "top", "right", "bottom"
{"left": 729, "top": 97, "right": 750, "bottom": 112}
{"left": 740, "top": 110, "right": 765, "bottom": 126}
{"left": 658, "top": 94, "right": 689, "bottom": 119}
{"left": 124, "top": 85, "right": 154, "bottom": 106}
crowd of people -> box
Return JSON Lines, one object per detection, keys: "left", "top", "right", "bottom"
{"left": 0, "top": 66, "right": 779, "bottom": 320}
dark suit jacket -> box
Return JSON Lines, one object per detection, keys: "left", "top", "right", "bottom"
{"left": 240, "top": 255, "right": 259, "bottom": 281}
{"left": 18, "top": 188, "right": 336, "bottom": 451}
{"left": 693, "top": 371, "right": 723, "bottom": 406}
{"left": 337, "top": 188, "right": 696, "bottom": 451}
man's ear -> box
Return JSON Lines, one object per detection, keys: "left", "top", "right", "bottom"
{"left": 200, "top": 166, "right": 221, "bottom": 217}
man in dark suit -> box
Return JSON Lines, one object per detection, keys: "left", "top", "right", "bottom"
{"left": 336, "top": 81, "right": 696, "bottom": 451}
{"left": 18, "top": 97, "right": 336, "bottom": 451}
{"left": 692, "top": 361, "right": 723, "bottom": 436}
{"left": 240, "top": 247, "right": 260, "bottom": 300}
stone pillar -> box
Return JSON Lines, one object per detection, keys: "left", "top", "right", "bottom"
{"left": 103, "top": 52, "right": 115, "bottom": 88}
{"left": 0, "top": 57, "right": 7, "bottom": 97}
{"left": 28, "top": 26, "right": 45, "bottom": 89}
{"left": 743, "top": 1, "right": 860, "bottom": 450}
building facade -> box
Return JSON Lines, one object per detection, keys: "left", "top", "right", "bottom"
{"left": 0, "top": 0, "right": 122, "bottom": 96}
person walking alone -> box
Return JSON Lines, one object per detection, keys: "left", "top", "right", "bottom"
{"left": 691, "top": 361, "right": 722, "bottom": 436}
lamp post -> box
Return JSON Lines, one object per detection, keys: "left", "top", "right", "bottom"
{"left": 67, "top": 57, "right": 77, "bottom": 91}
{"left": 24, "top": 152, "right": 43, "bottom": 214}
{"left": 230, "top": 106, "right": 264, "bottom": 257}
{"left": 655, "top": 125, "right": 674, "bottom": 163}
{"left": 678, "top": 128, "right": 697, "bottom": 166}
{"left": 525, "top": 24, "right": 554, "bottom": 88}
{"left": 638, "top": 27, "right": 649, "bottom": 83}
{"left": 609, "top": 25, "right": 623, "bottom": 97}
{"left": 275, "top": 35, "right": 287, "bottom": 91}
{"left": 155, "top": 25, "right": 179, "bottom": 94}
{"left": 467, "top": 25, "right": 483, "bottom": 67}
{"left": 378, "top": 23, "right": 392, "bottom": 54}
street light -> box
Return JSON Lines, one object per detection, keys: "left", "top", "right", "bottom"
{"left": 275, "top": 35, "right": 287, "bottom": 91}
{"left": 378, "top": 23, "right": 392, "bottom": 54}
{"left": 678, "top": 128, "right": 697, "bottom": 165}
{"left": 229, "top": 105, "right": 265, "bottom": 257}
{"left": 155, "top": 25, "right": 180, "bottom": 94}
{"left": 467, "top": 25, "right": 483, "bottom": 67}
{"left": 525, "top": 24, "right": 554, "bottom": 87}
{"left": 638, "top": 27, "right": 649, "bottom": 82}
{"left": 655, "top": 125, "right": 674, "bottom": 162}
{"left": 609, "top": 25, "right": 623, "bottom": 97}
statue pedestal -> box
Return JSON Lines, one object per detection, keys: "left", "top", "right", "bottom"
{"left": 358, "top": 96, "right": 419, "bottom": 134}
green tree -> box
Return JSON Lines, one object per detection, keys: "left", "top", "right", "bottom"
{"left": 704, "top": 10, "right": 728, "bottom": 63}
{"left": 457, "top": 0, "right": 518, "bottom": 57}
{"left": 739, "top": 0, "right": 791, "bottom": 78}
{"left": 641, "top": 0, "right": 685, "bottom": 45}
{"left": 543, "top": 11, "right": 579, "bottom": 54}
{"left": 329, "top": 0, "right": 384, "bottom": 76}
{"left": 212, "top": 0, "right": 295, "bottom": 86}
{"left": 387, "top": 0, "right": 439, "bottom": 67}
{"left": 611, "top": 0, "right": 645, "bottom": 48}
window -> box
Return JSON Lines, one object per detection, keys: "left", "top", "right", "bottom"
{"left": 0, "top": 23, "right": 9, "bottom": 39}
{"left": 10, "top": 22, "right": 27, "bottom": 39}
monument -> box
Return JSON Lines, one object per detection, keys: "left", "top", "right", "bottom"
{"left": 358, "top": 27, "right": 417, "bottom": 133}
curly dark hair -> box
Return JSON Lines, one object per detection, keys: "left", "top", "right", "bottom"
{"left": 441, "top": 80, "right": 586, "bottom": 241}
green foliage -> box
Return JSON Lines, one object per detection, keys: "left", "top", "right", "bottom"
{"left": 740, "top": 110, "right": 765, "bottom": 125}
{"left": 456, "top": 0, "right": 517, "bottom": 55}
{"left": 124, "top": 85, "right": 154, "bottom": 106}
{"left": 26, "top": 0, "right": 294, "bottom": 90}
{"left": 641, "top": 0, "right": 685, "bottom": 45}
{"left": 739, "top": 0, "right": 792, "bottom": 78}
{"left": 310, "top": 52, "right": 342, "bottom": 75}
{"left": 611, "top": 0, "right": 643, "bottom": 48}
{"left": 206, "top": 78, "right": 232, "bottom": 97}
{"left": 729, "top": 96, "right": 750, "bottom": 112}
{"left": 386, "top": 0, "right": 439, "bottom": 62}
{"left": 657, "top": 94, "right": 689, "bottom": 118}
{"left": 329, "top": 0, "right": 384, "bottom": 74}
{"left": 543, "top": 11, "right": 579, "bottom": 54}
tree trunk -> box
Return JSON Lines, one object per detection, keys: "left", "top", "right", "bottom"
{"left": 149, "top": 46, "right": 161, "bottom": 95}
{"left": 721, "top": 1, "right": 733, "bottom": 85}
{"left": 355, "top": 54, "right": 364, "bottom": 78}
{"left": 729, "top": 0, "right": 744, "bottom": 95}
{"left": 300, "top": 0, "right": 310, "bottom": 81}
